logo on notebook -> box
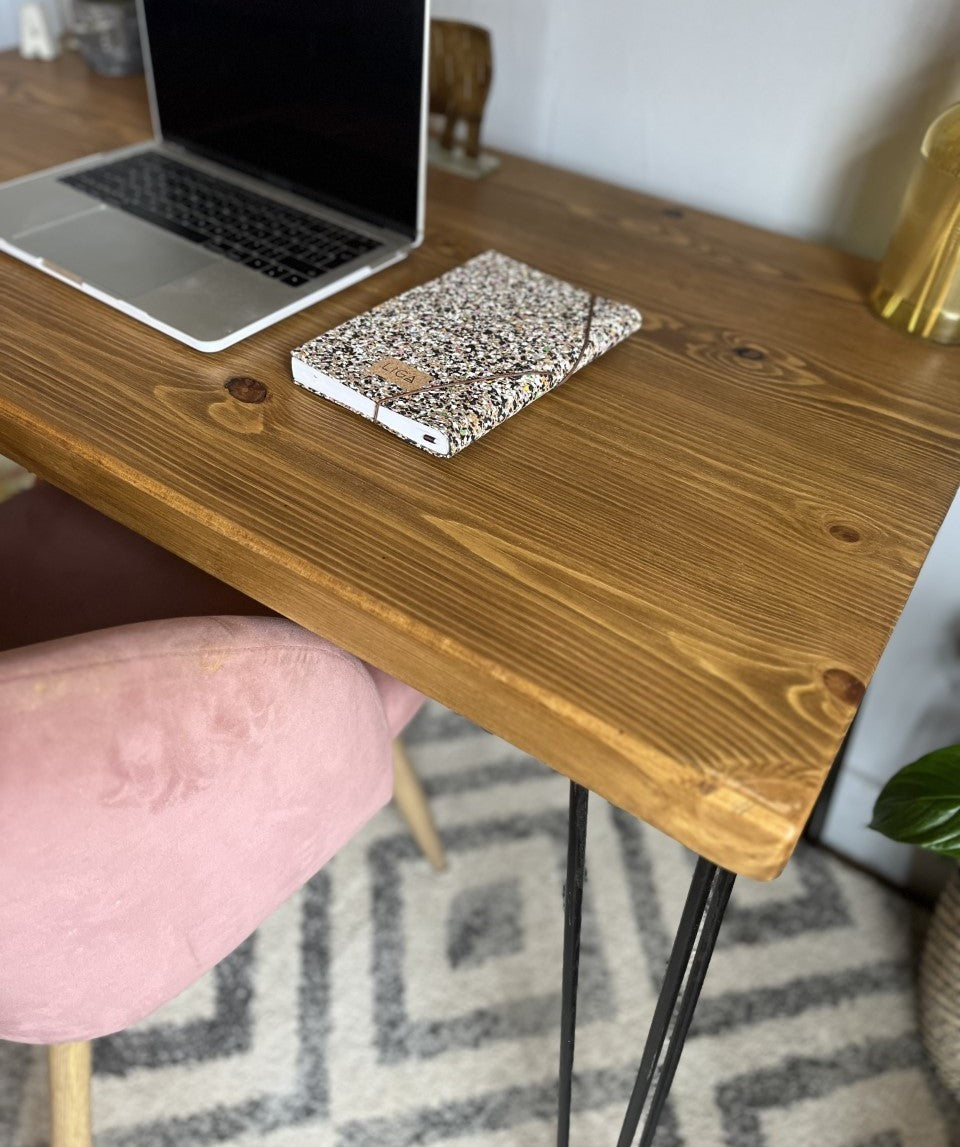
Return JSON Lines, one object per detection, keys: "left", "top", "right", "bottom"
{"left": 369, "top": 356, "right": 432, "bottom": 392}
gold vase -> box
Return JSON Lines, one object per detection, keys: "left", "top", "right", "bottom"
{"left": 871, "top": 103, "right": 960, "bottom": 344}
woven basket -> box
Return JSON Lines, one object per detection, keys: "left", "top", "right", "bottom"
{"left": 919, "top": 866, "right": 960, "bottom": 1100}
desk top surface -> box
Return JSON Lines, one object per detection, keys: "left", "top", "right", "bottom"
{"left": 2, "top": 52, "right": 959, "bottom": 879}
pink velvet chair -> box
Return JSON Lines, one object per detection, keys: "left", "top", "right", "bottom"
{"left": 0, "top": 483, "right": 444, "bottom": 1146}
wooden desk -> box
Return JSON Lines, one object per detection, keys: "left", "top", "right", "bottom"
{"left": 2, "top": 52, "right": 959, "bottom": 884}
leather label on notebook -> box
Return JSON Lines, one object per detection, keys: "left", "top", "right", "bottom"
{"left": 369, "top": 356, "right": 432, "bottom": 392}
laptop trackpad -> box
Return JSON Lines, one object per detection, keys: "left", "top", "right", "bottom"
{"left": 20, "top": 208, "right": 214, "bottom": 298}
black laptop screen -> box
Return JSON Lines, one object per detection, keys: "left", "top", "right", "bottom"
{"left": 141, "top": 0, "right": 426, "bottom": 239}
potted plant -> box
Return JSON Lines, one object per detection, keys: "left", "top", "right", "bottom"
{"left": 871, "top": 744, "right": 960, "bottom": 1097}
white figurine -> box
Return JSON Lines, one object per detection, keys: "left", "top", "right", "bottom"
{"left": 19, "top": 2, "right": 61, "bottom": 61}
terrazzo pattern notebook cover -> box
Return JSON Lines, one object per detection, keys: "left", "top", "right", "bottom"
{"left": 290, "top": 250, "right": 642, "bottom": 457}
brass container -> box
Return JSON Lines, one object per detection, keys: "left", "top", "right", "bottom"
{"left": 872, "top": 104, "right": 960, "bottom": 344}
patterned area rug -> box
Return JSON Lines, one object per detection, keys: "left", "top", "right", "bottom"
{"left": 2, "top": 633, "right": 959, "bottom": 1143}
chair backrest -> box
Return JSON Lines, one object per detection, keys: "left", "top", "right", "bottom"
{"left": 0, "top": 615, "right": 394, "bottom": 1043}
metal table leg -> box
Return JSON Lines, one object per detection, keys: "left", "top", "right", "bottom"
{"left": 557, "top": 782, "right": 589, "bottom": 1147}
{"left": 617, "top": 857, "right": 735, "bottom": 1146}
{"left": 555, "top": 781, "right": 736, "bottom": 1146}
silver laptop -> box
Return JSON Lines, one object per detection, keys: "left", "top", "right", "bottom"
{"left": 0, "top": 0, "right": 429, "bottom": 352}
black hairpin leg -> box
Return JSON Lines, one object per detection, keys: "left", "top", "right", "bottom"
{"left": 616, "top": 857, "right": 736, "bottom": 1146}
{"left": 557, "top": 781, "right": 589, "bottom": 1147}
{"left": 556, "top": 787, "right": 735, "bottom": 1147}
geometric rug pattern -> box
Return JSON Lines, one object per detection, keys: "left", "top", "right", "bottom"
{"left": 3, "top": 690, "right": 960, "bottom": 1144}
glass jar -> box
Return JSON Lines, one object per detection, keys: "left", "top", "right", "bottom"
{"left": 73, "top": 0, "right": 142, "bottom": 77}
{"left": 871, "top": 103, "right": 960, "bottom": 344}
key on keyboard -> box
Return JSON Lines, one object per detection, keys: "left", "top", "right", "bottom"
{"left": 61, "top": 152, "right": 382, "bottom": 288}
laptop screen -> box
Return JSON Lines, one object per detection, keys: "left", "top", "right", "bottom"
{"left": 140, "top": 0, "right": 426, "bottom": 239}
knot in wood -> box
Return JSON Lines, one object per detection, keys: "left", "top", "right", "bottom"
{"left": 828, "top": 523, "right": 861, "bottom": 544}
{"left": 734, "top": 345, "right": 765, "bottom": 361}
{"left": 822, "top": 668, "right": 865, "bottom": 706}
{"left": 225, "top": 377, "right": 268, "bottom": 404}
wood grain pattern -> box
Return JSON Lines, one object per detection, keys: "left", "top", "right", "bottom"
{"left": 2, "top": 52, "right": 959, "bottom": 879}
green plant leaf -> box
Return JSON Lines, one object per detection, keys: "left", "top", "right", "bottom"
{"left": 869, "top": 745, "right": 960, "bottom": 859}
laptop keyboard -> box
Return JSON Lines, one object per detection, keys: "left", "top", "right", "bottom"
{"left": 60, "top": 152, "right": 383, "bottom": 288}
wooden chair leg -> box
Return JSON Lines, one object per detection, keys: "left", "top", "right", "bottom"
{"left": 392, "top": 739, "right": 446, "bottom": 870}
{"left": 48, "top": 1041, "right": 92, "bottom": 1147}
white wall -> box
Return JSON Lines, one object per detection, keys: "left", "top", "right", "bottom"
{"left": 434, "top": 0, "right": 960, "bottom": 258}
{"left": 0, "top": 0, "right": 18, "bottom": 49}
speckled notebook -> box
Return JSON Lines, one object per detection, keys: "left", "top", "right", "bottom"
{"left": 290, "top": 250, "right": 642, "bottom": 457}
